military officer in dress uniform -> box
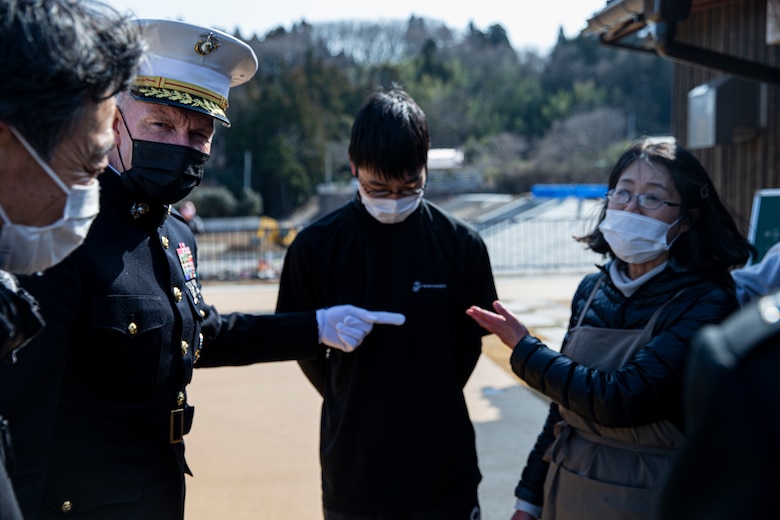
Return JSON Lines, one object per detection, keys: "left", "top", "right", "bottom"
{"left": 0, "top": 19, "right": 404, "bottom": 520}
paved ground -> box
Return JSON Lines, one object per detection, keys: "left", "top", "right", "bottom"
{"left": 184, "top": 273, "right": 584, "bottom": 520}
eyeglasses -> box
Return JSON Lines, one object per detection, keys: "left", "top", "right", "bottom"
{"left": 606, "top": 189, "right": 682, "bottom": 210}
{"left": 356, "top": 171, "right": 425, "bottom": 198}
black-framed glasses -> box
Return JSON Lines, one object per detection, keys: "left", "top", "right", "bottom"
{"left": 606, "top": 189, "right": 682, "bottom": 210}
{"left": 356, "top": 171, "right": 425, "bottom": 198}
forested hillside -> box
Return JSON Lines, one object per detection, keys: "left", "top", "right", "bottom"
{"left": 194, "top": 17, "right": 672, "bottom": 218}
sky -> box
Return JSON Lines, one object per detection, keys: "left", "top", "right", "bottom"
{"left": 101, "top": 0, "right": 609, "bottom": 55}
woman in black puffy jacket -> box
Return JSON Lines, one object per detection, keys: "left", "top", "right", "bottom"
{"left": 468, "top": 136, "right": 754, "bottom": 520}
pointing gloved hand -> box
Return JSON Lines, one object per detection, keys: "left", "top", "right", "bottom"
{"left": 316, "top": 304, "right": 406, "bottom": 352}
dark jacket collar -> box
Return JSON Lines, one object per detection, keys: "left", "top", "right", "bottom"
{"left": 101, "top": 166, "right": 170, "bottom": 229}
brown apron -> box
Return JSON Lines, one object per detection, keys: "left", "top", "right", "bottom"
{"left": 541, "top": 279, "right": 685, "bottom": 520}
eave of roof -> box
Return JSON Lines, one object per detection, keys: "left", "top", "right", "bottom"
{"left": 580, "top": 0, "right": 780, "bottom": 84}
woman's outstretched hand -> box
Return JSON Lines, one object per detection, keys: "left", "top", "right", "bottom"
{"left": 466, "top": 300, "right": 529, "bottom": 350}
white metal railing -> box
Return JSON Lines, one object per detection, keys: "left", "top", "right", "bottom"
{"left": 477, "top": 217, "right": 606, "bottom": 273}
{"left": 194, "top": 214, "right": 606, "bottom": 281}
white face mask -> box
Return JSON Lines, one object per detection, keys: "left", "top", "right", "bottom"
{"left": 0, "top": 128, "right": 100, "bottom": 274}
{"left": 358, "top": 184, "right": 423, "bottom": 224}
{"left": 598, "top": 209, "right": 683, "bottom": 264}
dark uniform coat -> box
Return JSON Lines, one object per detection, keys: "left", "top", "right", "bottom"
{"left": 0, "top": 169, "right": 321, "bottom": 519}
{"left": 659, "top": 288, "right": 780, "bottom": 519}
{"left": 0, "top": 270, "right": 44, "bottom": 520}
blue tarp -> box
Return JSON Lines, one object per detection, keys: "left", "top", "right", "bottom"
{"left": 530, "top": 184, "right": 608, "bottom": 199}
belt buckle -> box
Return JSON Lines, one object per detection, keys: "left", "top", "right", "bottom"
{"left": 170, "top": 408, "right": 185, "bottom": 444}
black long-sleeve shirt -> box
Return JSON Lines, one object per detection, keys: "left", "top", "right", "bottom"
{"left": 276, "top": 197, "right": 497, "bottom": 515}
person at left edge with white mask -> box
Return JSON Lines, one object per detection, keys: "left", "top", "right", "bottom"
{"left": 0, "top": 2, "right": 143, "bottom": 520}
{"left": 467, "top": 136, "right": 754, "bottom": 520}
{"left": 0, "top": 19, "right": 403, "bottom": 520}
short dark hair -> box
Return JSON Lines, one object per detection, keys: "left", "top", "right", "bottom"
{"left": 348, "top": 87, "right": 429, "bottom": 181}
{"left": 579, "top": 136, "right": 755, "bottom": 271}
{"left": 0, "top": 0, "right": 144, "bottom": 159}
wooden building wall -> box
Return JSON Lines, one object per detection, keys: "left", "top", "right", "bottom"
{"left": 671, "top": 0, "right": 780, "bottom": 233}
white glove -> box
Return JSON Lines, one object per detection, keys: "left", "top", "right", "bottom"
{"left": 316, "top": 304, "right": 405, "bottom": 352}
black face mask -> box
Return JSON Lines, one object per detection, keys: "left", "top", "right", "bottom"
{"left": 121, "top": 139, "right": 209, "bottom": 205}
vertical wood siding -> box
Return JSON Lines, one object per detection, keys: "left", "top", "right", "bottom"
{"left": 672, "top": 0, "right": 780, "bottom": 234}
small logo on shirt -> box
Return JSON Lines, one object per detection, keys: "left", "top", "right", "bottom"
{"left": 412, "top": 280, "right": 447, "bottom": 293}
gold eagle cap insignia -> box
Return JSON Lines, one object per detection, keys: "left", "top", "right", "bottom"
{"left": 194, "top": 33, "right": 220, "bottom": 56}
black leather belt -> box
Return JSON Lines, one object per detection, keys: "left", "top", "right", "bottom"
{"left": 57, "top": 405, "right": 195, "bottom": 445}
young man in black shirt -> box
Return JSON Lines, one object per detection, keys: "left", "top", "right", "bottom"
{"left": 277, "top": 88, "right": 498, "bottom": 519}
